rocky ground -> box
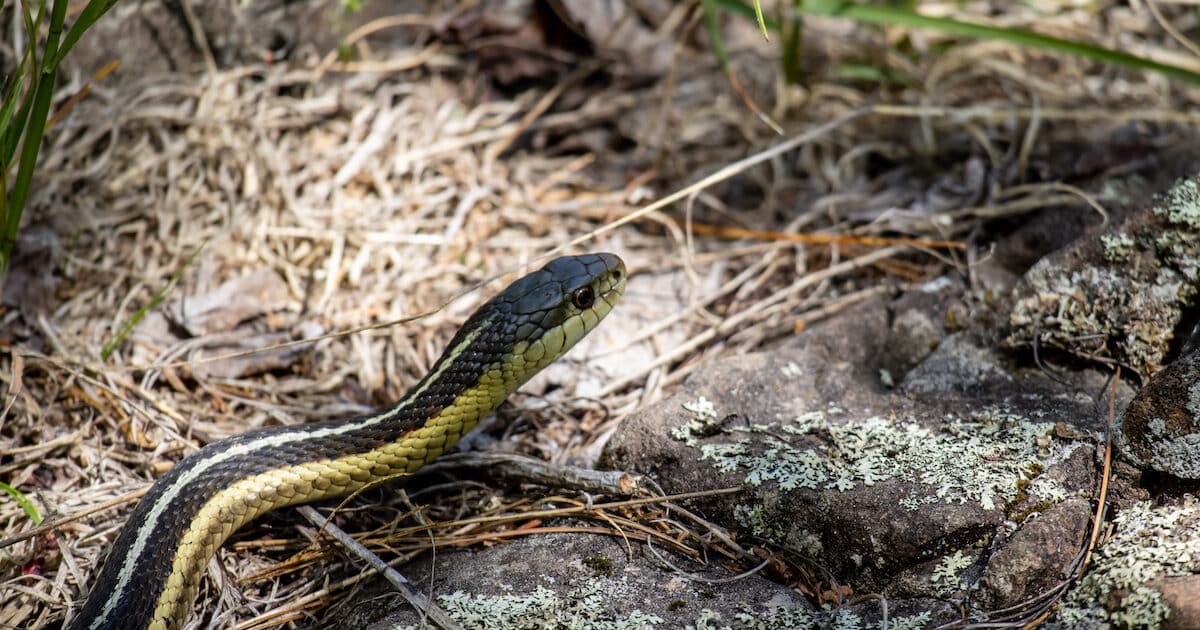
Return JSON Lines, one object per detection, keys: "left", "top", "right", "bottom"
{"left": 342, "top": 172, "right": 1200, "bottom": 629}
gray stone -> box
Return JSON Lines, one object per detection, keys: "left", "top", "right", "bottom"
{"left": 978, "top": 498, "right": 1091, "bottom": 609}
{"left": 1116, "top": 344, "right": 1200, "bottom": 479}
{"left": 331, "top": 533, "right": 815, "bottom": 630}
{"left": 604, "top": 300, "right": 1100, "bottom": 626}
{"left": 1007, "top": 174, "right": 1200, "bottom": 377}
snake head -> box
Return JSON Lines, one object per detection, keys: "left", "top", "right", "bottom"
{"left": 479, "top": 253, "right": 626, "bottom": 373}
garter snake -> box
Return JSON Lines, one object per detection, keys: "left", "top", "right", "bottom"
{"left": 68, "top": 253, "right": 626, "bottom": 630}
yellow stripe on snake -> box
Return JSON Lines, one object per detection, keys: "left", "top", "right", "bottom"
{"left": 68, "top": 254, "right": 626, "bottom": 630}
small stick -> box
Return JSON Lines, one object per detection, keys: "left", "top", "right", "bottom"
{"left": 296, "top": 505, "right": 463, "bottom": 630}
{"left": 415, "top": 451, "right": 647, "bottom": 496}
{"left": 1081, "top": 366, "right": 1119, "bottom": 573}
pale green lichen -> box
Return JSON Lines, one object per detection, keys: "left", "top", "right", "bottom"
{"left": 1190, "top": 376, "right": 1200, "bottom": 416}
{"left": 735, "top": 504, "right": 823, "bottom": 556}
{"left": 900, "top": 495, "right": 936, "bottom": 511}
{"left": 886, "top": 611, "right": 933, "bottom": 630}
{"left": 733, "top": 504, "right": 788, "bottom": 542}
{"left": 688, "top": 606, "right": 821, "bottom": 630}
{"left": 699, "top": 441, "right": 751, "bottom": 474}
{"left": 431, "top": 579, "right": 666, "bottom": 630}
{"left": 677, "top": 407, "right": 1073, "bottom": 512}
{"left": 1009, "top": 175, "right": 1200, "bottom": 372}
{"left": 1136, "top": 413, "right": 1200, "bottom": 479}
{"left": 1010, "top": 260, "right": 1192, "bottom": 372}
{"left": 1144, "top": 430, "right": 1200, "bottom": 479}
{"left": 684, "top": 397, "right": 717, "bottom": 420}
{"left": 1155, "top": 177, "right": 1200, "bottom": 228}
{"left": 1109, "top": 586, "right": 1171, "bottom": 630}
{"left": 672, "top": 397, "right": 721, "bottom": 447}
{"left": 1027, "top": 477, "right": 1067, "bottom": 503}
{"left": 1101, "top": 232, "right": 1136, "bottom": 262}
{"left": 1155, "top": 230, "right": 1200, "bottom": 281}
{"left": 1051, "top": 498, "right": 1200, "bottom": 628}
{"left": 780, "top": 411, "right": 826, "bottom": 435}
{"left": 827, "top": 608, "right": 863, "bottom": 630}
{"left": 683, "top": 600, "right": 924, "bottom": 629}
{"left": 931, "top": 550, "right": 972, "bottom": 595}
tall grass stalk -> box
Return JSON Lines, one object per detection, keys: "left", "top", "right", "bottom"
{"left": 0, "top": 0, "right": 120, "bottom": 283}
{"left": 707, "top": 0, "right": 1200, "bottom": 86}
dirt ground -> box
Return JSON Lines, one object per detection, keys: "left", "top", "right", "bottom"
{"left": 2, "top": 0, "right": 1200, "bottom": 628}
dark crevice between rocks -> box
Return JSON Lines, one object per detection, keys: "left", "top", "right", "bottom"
{"left": 982, "top": 205, "right": 1101, "bottom": 277}
{"left": 1165, "top": 304, "right": 1200, "bottom": 364}
{"left": 1139, "top": 469, "right": 1200, "bottom": 502}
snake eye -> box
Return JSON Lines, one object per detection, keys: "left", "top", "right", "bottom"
{"left": 572, "top": 286, "right": 595, "bottom": 310}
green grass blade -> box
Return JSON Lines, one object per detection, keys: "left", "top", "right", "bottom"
{"left": 701, "top": 0, "right": 734, "bottom": 74}
{"left": 837, "top": 62, "right": 907, "bottom": 85}
{"left": 809, "top": 2, "right": 1200, "bottom": 85}
{"left": 2, "top": 90, "right": 35, "bottom": 170}
{"left": 0, "top": 75, "right": 28, "bottom": 146}
{"left": 2, "top": 0, "right": 41, "bottom": 166}
{"left": 781, "top": 0, "right": 804, "bottom": 84}
{"left": 54, "top": 0, "right": 121, "bottom": 66}
{"left": 752, "top": 0, "right": 769, "bottom": 40}
{"left": 0, "top": 481, "right": 43, "bottom": 525}
{"left": 1, "top": 0, "right": 70, "bottom": 276}
{"left": 0, "top": 70, "right": 30, "bottom": 170}
{"left": 716, "top": 0, "right": 780, "bottom": 30}
{"left": 101, "top": 240, "right": 207, "bottom": 360}
{"left": 715, "top": 0, "right": 1200, "bottom": 86}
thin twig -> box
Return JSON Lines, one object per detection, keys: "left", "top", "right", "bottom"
{"left": 296, "top": 505, "right": 463, "bottom": 630}
{"left": 414, "top": 451, "right": 646, "bottom": 497}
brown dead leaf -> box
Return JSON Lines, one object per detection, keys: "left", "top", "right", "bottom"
{"left": 190, "top": 323, "right": 324, "bottom": 380}
{"left": 166, "top": 269, "right": 291, "bottom": 337}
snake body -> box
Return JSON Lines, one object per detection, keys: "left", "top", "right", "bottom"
{"left": 69, "top": 253, "right": 626, "bottom": 630}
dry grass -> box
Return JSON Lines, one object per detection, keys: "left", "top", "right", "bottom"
{"left": 1, "top": 1, "right": 1199, "bottom": 627}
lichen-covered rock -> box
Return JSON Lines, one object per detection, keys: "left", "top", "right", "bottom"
{"left": 604, "top": 298, "right": 1104, "bottom": 625}
{"left": 1007, "top": 174, "right": 1200, "bottom": 375}
{"left": 333, "top": 533, "right": 817, "bottom": 630}
{"left": 1116, "top": 343, "right": 1200, "bottom": 479}
{"left": 1050, "top": 498, "right": 1200, "bottom": 628}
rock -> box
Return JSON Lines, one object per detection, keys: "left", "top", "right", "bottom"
{"left": 604, "top": 299, "right": 1102, "bottom": 624}
{"left": 1007, "top": 174, "right": 1200, "bottom": 376}
{"left": 1154, "top": 576, "right": 1200, "bottom": 630}
{"left": 878, "top": 277, "right": 958, "bottom": 380}
{"left": 978, "top": 498, "right": 1091, "bottom": 609}
{"left": 900, "top": 334, "right": 1012, "bottom": 396}
{"left": 331, "top": 533, "right": 816, "bottom": 629}
{"left": 1050, "top": 497, "right": 1200, "bottom": 628}
{"left": 1116, "top": 343, "right": 1200, "bottom": 479}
